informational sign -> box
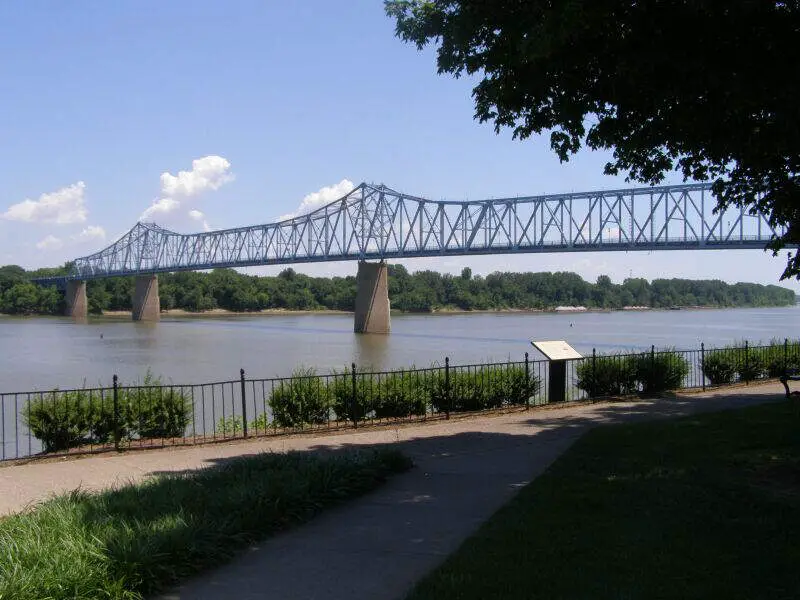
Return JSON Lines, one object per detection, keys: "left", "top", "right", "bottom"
{"left": 531, "top": 340, "right": 582, "bottom": 361}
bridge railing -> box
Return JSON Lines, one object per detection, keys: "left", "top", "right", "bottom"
{"left": 2, "top": 339, "right": 798, "bottom": 461}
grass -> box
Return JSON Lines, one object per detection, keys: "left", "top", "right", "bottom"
{"left": 0, "top": 448, "right": 412, "bottom": 600}
{"left": 407, "top": 400, "right": 800, "bottom": 600}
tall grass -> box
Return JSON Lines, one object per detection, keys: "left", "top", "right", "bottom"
{"left": 0, "top": 448, "right": 412, "bottom": 600}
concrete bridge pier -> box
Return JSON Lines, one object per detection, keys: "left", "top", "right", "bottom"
{"left": 354, "top": 261, "right": 390, "bottom": 334}
{"left": 64, "top": 280, "right": 87, "bottom": 319}
{"left": 132, "top": 275, "right": 160, "bottom": 321}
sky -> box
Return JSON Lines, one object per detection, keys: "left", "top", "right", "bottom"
{"left": 1, "top": 1, "right": 797, "bottom": 292}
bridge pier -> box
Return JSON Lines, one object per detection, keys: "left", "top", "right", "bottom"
{"left": 132, "top": 275, "right": 160, "bottom": 321}
{"left": 64, "top": 280, "right": 87, "bottom": 319}
{"left": 354, "top": 261, "right": 390, "bottom": 334}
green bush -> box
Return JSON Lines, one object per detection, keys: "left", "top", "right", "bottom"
{"left": 217, "top": 415, "right": 244, "bottom": 436}
{"left": 575, "top": 355, "right": 637, "bottom": 397}
{"left": 634, "top": 350, "right": 689, "bottom": 396}
{"left": 373, "top": 371, "right": 429, "bottom": 418}
{"left": 429, "top": 365, "right": 538, "bottom": 413}
{"left": 24, "top": 372, "right": 192, "bottom": 453}
{"left": 268, "top": 368, "right": 331, "bottom": 428}
{"left": 702, "top": 350, "right": 738, "bottom": 385}
{"left": 217, "top": 413, "right": 270, "bottom": 435}
{"left": 763, "top": 340, "right": 800, "bottom": 377}
{"left": 735, "top": 351, "right": 767, "bottom": 382}
{"left": 329, "top": 369, "right": 372, "bottom": 423}
{"left": 123, "top": 373, "right": 192, "bottom": 439}
{"left": 24, "top": 391, "right": 93, "bottom": 453}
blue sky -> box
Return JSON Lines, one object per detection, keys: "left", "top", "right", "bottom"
{"left": 1, "top": 1, "right": 797, "bottom": 292}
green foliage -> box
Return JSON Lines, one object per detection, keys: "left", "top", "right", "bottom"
{"left": 0, "top": 264, "right": 795, "bottom": 316}
{"left": 404, "top": 400, "right": 800, "bottom": 600}
{"left": 387, "top": 1, "right": 800, "bottom": 280}
{"left": 702, "top": 350, "right": 738, "bottom": 385}
{"left": 268, "top": 368, "right": 331, "bottom": 428}
{"left": 24, "top": 391, "right": 94, "bottom": 453}
{"left": 0, "top": 449, "right": 412, "bottom": 600}
{"left": 430, "top": 365, "right": 538, "bottom": 413}
{"left": 217, "top": 415, "right": 244, "bottom": 436}
{"left": 702, "top": 340, "right": 800, "bottom": 385}
{"left": 575, "top": 355, "right": 637, "bottom": 398}
{"left": 121, "top": 373, "right": 192, "bottom": 439}
{"left": 24, "top": 373, "right": 192, "bottom": 454}
{"left": 634, "top": 350, "right": 690, "bottom": 396}
{"left": 373, "top": 371, "right": 429, "bottom": 418}
{"left": 328, "top": 369, "right": 371, "bottom": 423}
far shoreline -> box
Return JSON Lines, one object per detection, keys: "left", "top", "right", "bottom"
{"left": 90, "top": 304, "right": 795, "bottom": 318}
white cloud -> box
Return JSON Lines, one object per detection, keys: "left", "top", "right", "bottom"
{"left": 141, "top": 155, "right": 234, "bottom": 221}
{"left": 36, "top": 235, "right": 63, "bottom": 250}
{"left": 74, "top": 225, "right": 106, "bottom": 242}
{"left": 3, "top": 182, "right": 87, "bottom": 225}
{"left": 188, "top": 209, "right": 204, "bottom": 221}
{"left": 160, "top": 155, "right": 234, "bottom": 198}
{"left": 278, "top": 179, "right": 355, "bottom": 221}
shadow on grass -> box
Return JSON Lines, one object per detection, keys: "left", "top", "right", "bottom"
{"left": 155, "top": 389, "right": 791, "bottom": 600}
{"left": 0, "top": 448, "right": 411, "bottom": 600}
{"left": 2, "top": 388, "right": 790, "bottom": 600}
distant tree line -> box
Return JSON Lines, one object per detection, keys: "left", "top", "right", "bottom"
{"left": 0, "top": 264, "right": 795, "bottom": 316}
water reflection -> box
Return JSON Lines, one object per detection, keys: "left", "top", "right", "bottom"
{"left": 0, "top": 306, "right": 796, "bottom": 392}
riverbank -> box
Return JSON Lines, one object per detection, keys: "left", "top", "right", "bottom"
{"left": 88, "top": 303, "right": 794, "bottom": 318}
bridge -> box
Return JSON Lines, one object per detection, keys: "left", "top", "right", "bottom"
{"left": 38, "top": 181, "right": 782, "bottom": 333}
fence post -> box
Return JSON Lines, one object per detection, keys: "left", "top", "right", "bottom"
{"left": 351, "top": 362, "right": 358, "bottom": 429}
{"left": 701, "top": 342, "right": 706, "bottom": 391}
{"left": 591, "top": 348, "right": 596, "bottom": 400}
{"left": 445, "top": 357, "right": 450, "bottom": 420}
{"left": 112, "top": 374, "right": 120, "bottom": 451}
{"left": 240, "top": 368, "right": 248, "bottom": 439}
{"left": 785, "top": 338, "right": 789, "bottom": 375}
{"left": 525, "top": 352, "right": 530, "bottom": 409}
{"left": 745, "top": 340, "right": 749, "bottom": 385}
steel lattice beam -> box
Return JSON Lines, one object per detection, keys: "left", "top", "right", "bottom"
{"left": 40, "top": 182, "right": 784, "bottom": 282}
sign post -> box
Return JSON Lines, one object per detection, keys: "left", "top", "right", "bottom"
{"left": 531, "top": 340, "right": 582, "bottom": 403}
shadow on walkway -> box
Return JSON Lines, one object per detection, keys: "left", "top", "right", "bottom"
{"left": 153, "top": 390, "right": 785, "bottom": 600}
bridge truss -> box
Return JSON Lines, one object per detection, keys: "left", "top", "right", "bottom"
{"left": 65, "top": 182, "right": 780, "bottom": 280}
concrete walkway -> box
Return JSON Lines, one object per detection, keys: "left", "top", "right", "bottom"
{"left": 1, "top": 382, "right": 787, "bottom": 599}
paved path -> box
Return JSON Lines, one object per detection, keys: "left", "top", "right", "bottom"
{"left": 1, "top": 382, "right": 787, "bottom": 600}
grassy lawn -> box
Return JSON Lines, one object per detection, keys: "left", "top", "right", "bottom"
{"left": 408, "top": 400, "right": 800, "bottom": 600}
{"left": 0, "top": 448, "right": 411, "bottom": 600}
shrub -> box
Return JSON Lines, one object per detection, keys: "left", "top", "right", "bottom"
{"left": 24, "top": 390, "right": 93, "bottom": 453}
{"left": 763, "top": 340, "right": 800, "bottom": 377}
{"left": 268, "top": 368, "right": 331, "bottom": 428}
{"left": 735, "top": 350, "right": 767, "bottom": 382}
{"left": 575, "top": 355, "right": 637, "bottom": 397}
{"left": 329, "top": 369, "right": 372, "bottom": 423}
{"left": 634, "top": 350, "right": 689, "bottom": 396}
{"left": 217, "top": 415, "right": 244, "bottom": 436}
{"left": 429, "top": 365, "right": 538, "bottom": 413}
{"left": 373, "top": 371, "right": 429, "bottom": 418}
{"left": 702, "top": 350, "right": 737, "bottom": 385}
{"left": 123, "top": 373, "right": 192, "bottom": 439}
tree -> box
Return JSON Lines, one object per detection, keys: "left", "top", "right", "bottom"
{"left": 386, "top": 1, "right": 800, "bottom": 279}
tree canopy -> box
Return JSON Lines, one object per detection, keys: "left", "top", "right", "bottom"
{"left": 0, "top": 265, "right": 794, "bottom": 316}
{"left": 385, "top": 0, "right": 800, "bottom": 279}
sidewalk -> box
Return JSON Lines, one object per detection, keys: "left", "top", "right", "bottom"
{"left": 1, "top": 382, "right": 787, "bottom": 600}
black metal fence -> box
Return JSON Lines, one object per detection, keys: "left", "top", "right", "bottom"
{"left": 2, "top": 339, "right": 798, "bottom": 461}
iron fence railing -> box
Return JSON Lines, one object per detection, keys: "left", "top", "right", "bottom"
{"left": 2, "top": 339, "right": 798, "bottom": 461}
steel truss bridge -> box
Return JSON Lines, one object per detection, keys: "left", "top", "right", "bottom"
{"left": 57, "top": 182, "right": 781, "bottom": 281}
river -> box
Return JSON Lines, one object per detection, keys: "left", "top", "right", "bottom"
{"left": 0, "top": 306, "right": 798, "bottom": 393}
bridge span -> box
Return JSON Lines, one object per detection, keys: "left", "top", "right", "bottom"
{"left": 38, "top": 181, "right": 781, "bottom": 333}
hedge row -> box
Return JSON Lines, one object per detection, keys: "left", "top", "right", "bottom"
{"left": 220, "top": 364, "right": 541, "bottom": 431}
{"left": 24, "top": 372, "right": 191, "bottom": 452}
{"left": 575, "top": 349, "right": 690, "bottom": 398}
{"left": 702, "top": 340, "right": 800, "bottom": 385}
